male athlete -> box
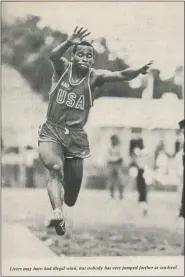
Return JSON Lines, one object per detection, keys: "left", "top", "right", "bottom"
{"left": 38, "top": 26, "right": 153, "bottom": 235}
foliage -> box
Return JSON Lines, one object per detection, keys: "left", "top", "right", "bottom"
{"left": 2, "top": 15, "right": 183, "bottom": 100}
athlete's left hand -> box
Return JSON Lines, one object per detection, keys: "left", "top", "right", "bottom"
{"left": 69, "top": 26, "right": 91, "bottom": 45}
{"left": 140, "top": 60, "right": 153, "bottom": 75}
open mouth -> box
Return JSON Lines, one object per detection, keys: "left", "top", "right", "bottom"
{"left": 79, "top": 63, "right": 88, "bottom": 68}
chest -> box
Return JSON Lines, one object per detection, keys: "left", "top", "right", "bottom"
{"left": 52, "top": 72, "right": 90, "bottom": 110}
{"left": 53, "top": 67, "right": 97, "bottom": 92}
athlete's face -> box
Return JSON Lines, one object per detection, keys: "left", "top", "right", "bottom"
{"left": 72, "top": 45, "right": 94, "bottom": 70}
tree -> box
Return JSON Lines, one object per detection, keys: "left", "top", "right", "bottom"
{"left": 2, "top": 15, "right": 183, "bottom": 100}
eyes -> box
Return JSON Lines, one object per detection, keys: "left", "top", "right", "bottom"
{"left": 77, "top": 52, "right": 93, "bottom": 59}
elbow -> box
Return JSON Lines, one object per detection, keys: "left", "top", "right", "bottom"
{"left": 49, "top": 49, "right": 59, "bottom": 61}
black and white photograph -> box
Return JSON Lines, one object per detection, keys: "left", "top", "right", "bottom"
{"left": 1, "top": 1, "right": 184, "bottom": 276}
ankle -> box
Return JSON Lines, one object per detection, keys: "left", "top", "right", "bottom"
{"left": 54, "top": 207, "right": 62, "bottom": 214}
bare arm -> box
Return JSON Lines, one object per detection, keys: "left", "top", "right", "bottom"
{"left": 95, "top": 61, "right": 153, "bottom": 85}
{"left": 50, "top": 26, "right": 91, "bottom": 72}
{"left": 50, "top": 40, "right": 73, "bottom": 64}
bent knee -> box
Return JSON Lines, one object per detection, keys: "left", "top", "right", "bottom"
{"left": 52, "top": 164, "right": 61, "bottom": 172}
{"left": 50, "top": 164, "right": 64, "bottom": 178}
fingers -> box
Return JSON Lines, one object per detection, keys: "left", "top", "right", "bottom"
{"left": 81, "top": 32, "right": 91, "bottom": 39}
{"left": 147, "top": 60, "right": 153, "bottom": 66}
{"left": 142, "top": 60, "right": 153, "bottom": 74}
{"left": 74, "top": 26, "right": 86, "bottom": 34}
{"left": 74, "top": 26, "right": 78, "bottom": 33}
{"left": 81, "top": 29, "right": 88, "bottom": 35}
{"left": 74, "top": 26, "right": 90, "bottom": 38}
{"left": 143, "top": 61, "right": 153, "bottom": 68}
{"left": 77, "top": 27, "right": 84, "bottom": 34}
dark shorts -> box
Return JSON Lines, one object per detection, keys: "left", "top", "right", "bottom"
{"left": 107, "top": 161, "right": 124, "bottom": 187}
{"left": 107, "top": 161, "right": 123, "bottom": 177}
{"left": 38, "top": 121, "right": 90, "bottom": 159}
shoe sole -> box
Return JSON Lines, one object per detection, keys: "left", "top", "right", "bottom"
{"left": 50, "top": 219, "right": 65, "bottom": 236}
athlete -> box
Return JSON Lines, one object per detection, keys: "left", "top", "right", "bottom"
{"left": 107, "top": 134, "right": 124, "bottom": 200}
{"left": 38, "top": 26, "right": 153, "bottom": 235}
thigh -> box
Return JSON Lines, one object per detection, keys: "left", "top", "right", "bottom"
{"left": 107, "top": 165, "right": 115, "bottom": 182}
{"left": 38, "top": 141, "right": 64, "bottom": 171}
{"left": 64, "top": 158, "right": 83, "bottom": 206}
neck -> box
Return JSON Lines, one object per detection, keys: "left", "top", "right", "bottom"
{"left": 72, "top": 64, "right": 89, "bottom": 80}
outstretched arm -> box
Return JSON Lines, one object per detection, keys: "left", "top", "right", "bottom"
{"left": 50, "top": 26, "right": 91, "bottom": 71}
{"left": 95, "top": 61, "right": 153, "bottom": 85}
{"left": 50, "top": 40, "right": 73, "bottom": 63}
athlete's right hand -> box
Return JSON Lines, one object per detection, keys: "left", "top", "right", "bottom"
{"left": 68, "top": 26, "right": 91, "bottom": 44}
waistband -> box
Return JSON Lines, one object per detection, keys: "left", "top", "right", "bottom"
{"left": 46, "top": 120, "right": 83, "bottom": 131}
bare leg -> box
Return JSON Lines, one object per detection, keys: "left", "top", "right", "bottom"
{"left": 108, "top": 167, "right": 115, "bottom": 199}
{"left": 38, "top": 141, "right": 65, "bottom": 235}
{"left": 47, "top": 166, "right": 64, "bottom": 210}
{"left": 117, "top": 167, "right": 124, "bottom": 200}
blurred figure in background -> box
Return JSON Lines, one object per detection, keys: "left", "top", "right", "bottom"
{"left": 178, "top": 119, "right": 184, "bottom": 256}
{"left": 131, "top": 147, "right": 148, "bottom": 216}
{"left": 2, "top": 147, "right": 21, "bottom": 187}
{"left": 178, "top": 119, "right": 184, "bottom": 219}
{"left": 23, "top": 145, "right": 37, "bottom": 188}
{"left": 155, "top": 146, "right": 170, "bottom": 186}
{"left": 107, "top": 134, "right": 124, "bottom": 200}
{"left": 1, "top": 137, "right": 4, "bottom": 151}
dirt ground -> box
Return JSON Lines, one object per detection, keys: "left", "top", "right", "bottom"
{"left": 2, "top": 188, "right": 184, "bottom": 257}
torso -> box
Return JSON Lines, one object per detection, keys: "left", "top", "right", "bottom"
{"left": 47, "top": 62, "right": 98, "bottom": 128}
{"left": 108, "top": 145, "right": 122, "bottom": 164}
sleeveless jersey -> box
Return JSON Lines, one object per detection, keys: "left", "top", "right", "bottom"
{"left": 47, "top": 62, "right": 93, "bottom": 128}
{"left": 108, "top": 146, "right": 122, "bottom": 163}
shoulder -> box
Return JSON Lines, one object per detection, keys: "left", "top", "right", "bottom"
{"left": 89, "top": 68, "right": 110, "bottom": 86}
{"left": 91, "top": 68, "right": 110, "bottom": 77}
{"left": 50, "top": 57, "right": 69, "bottom": 73}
